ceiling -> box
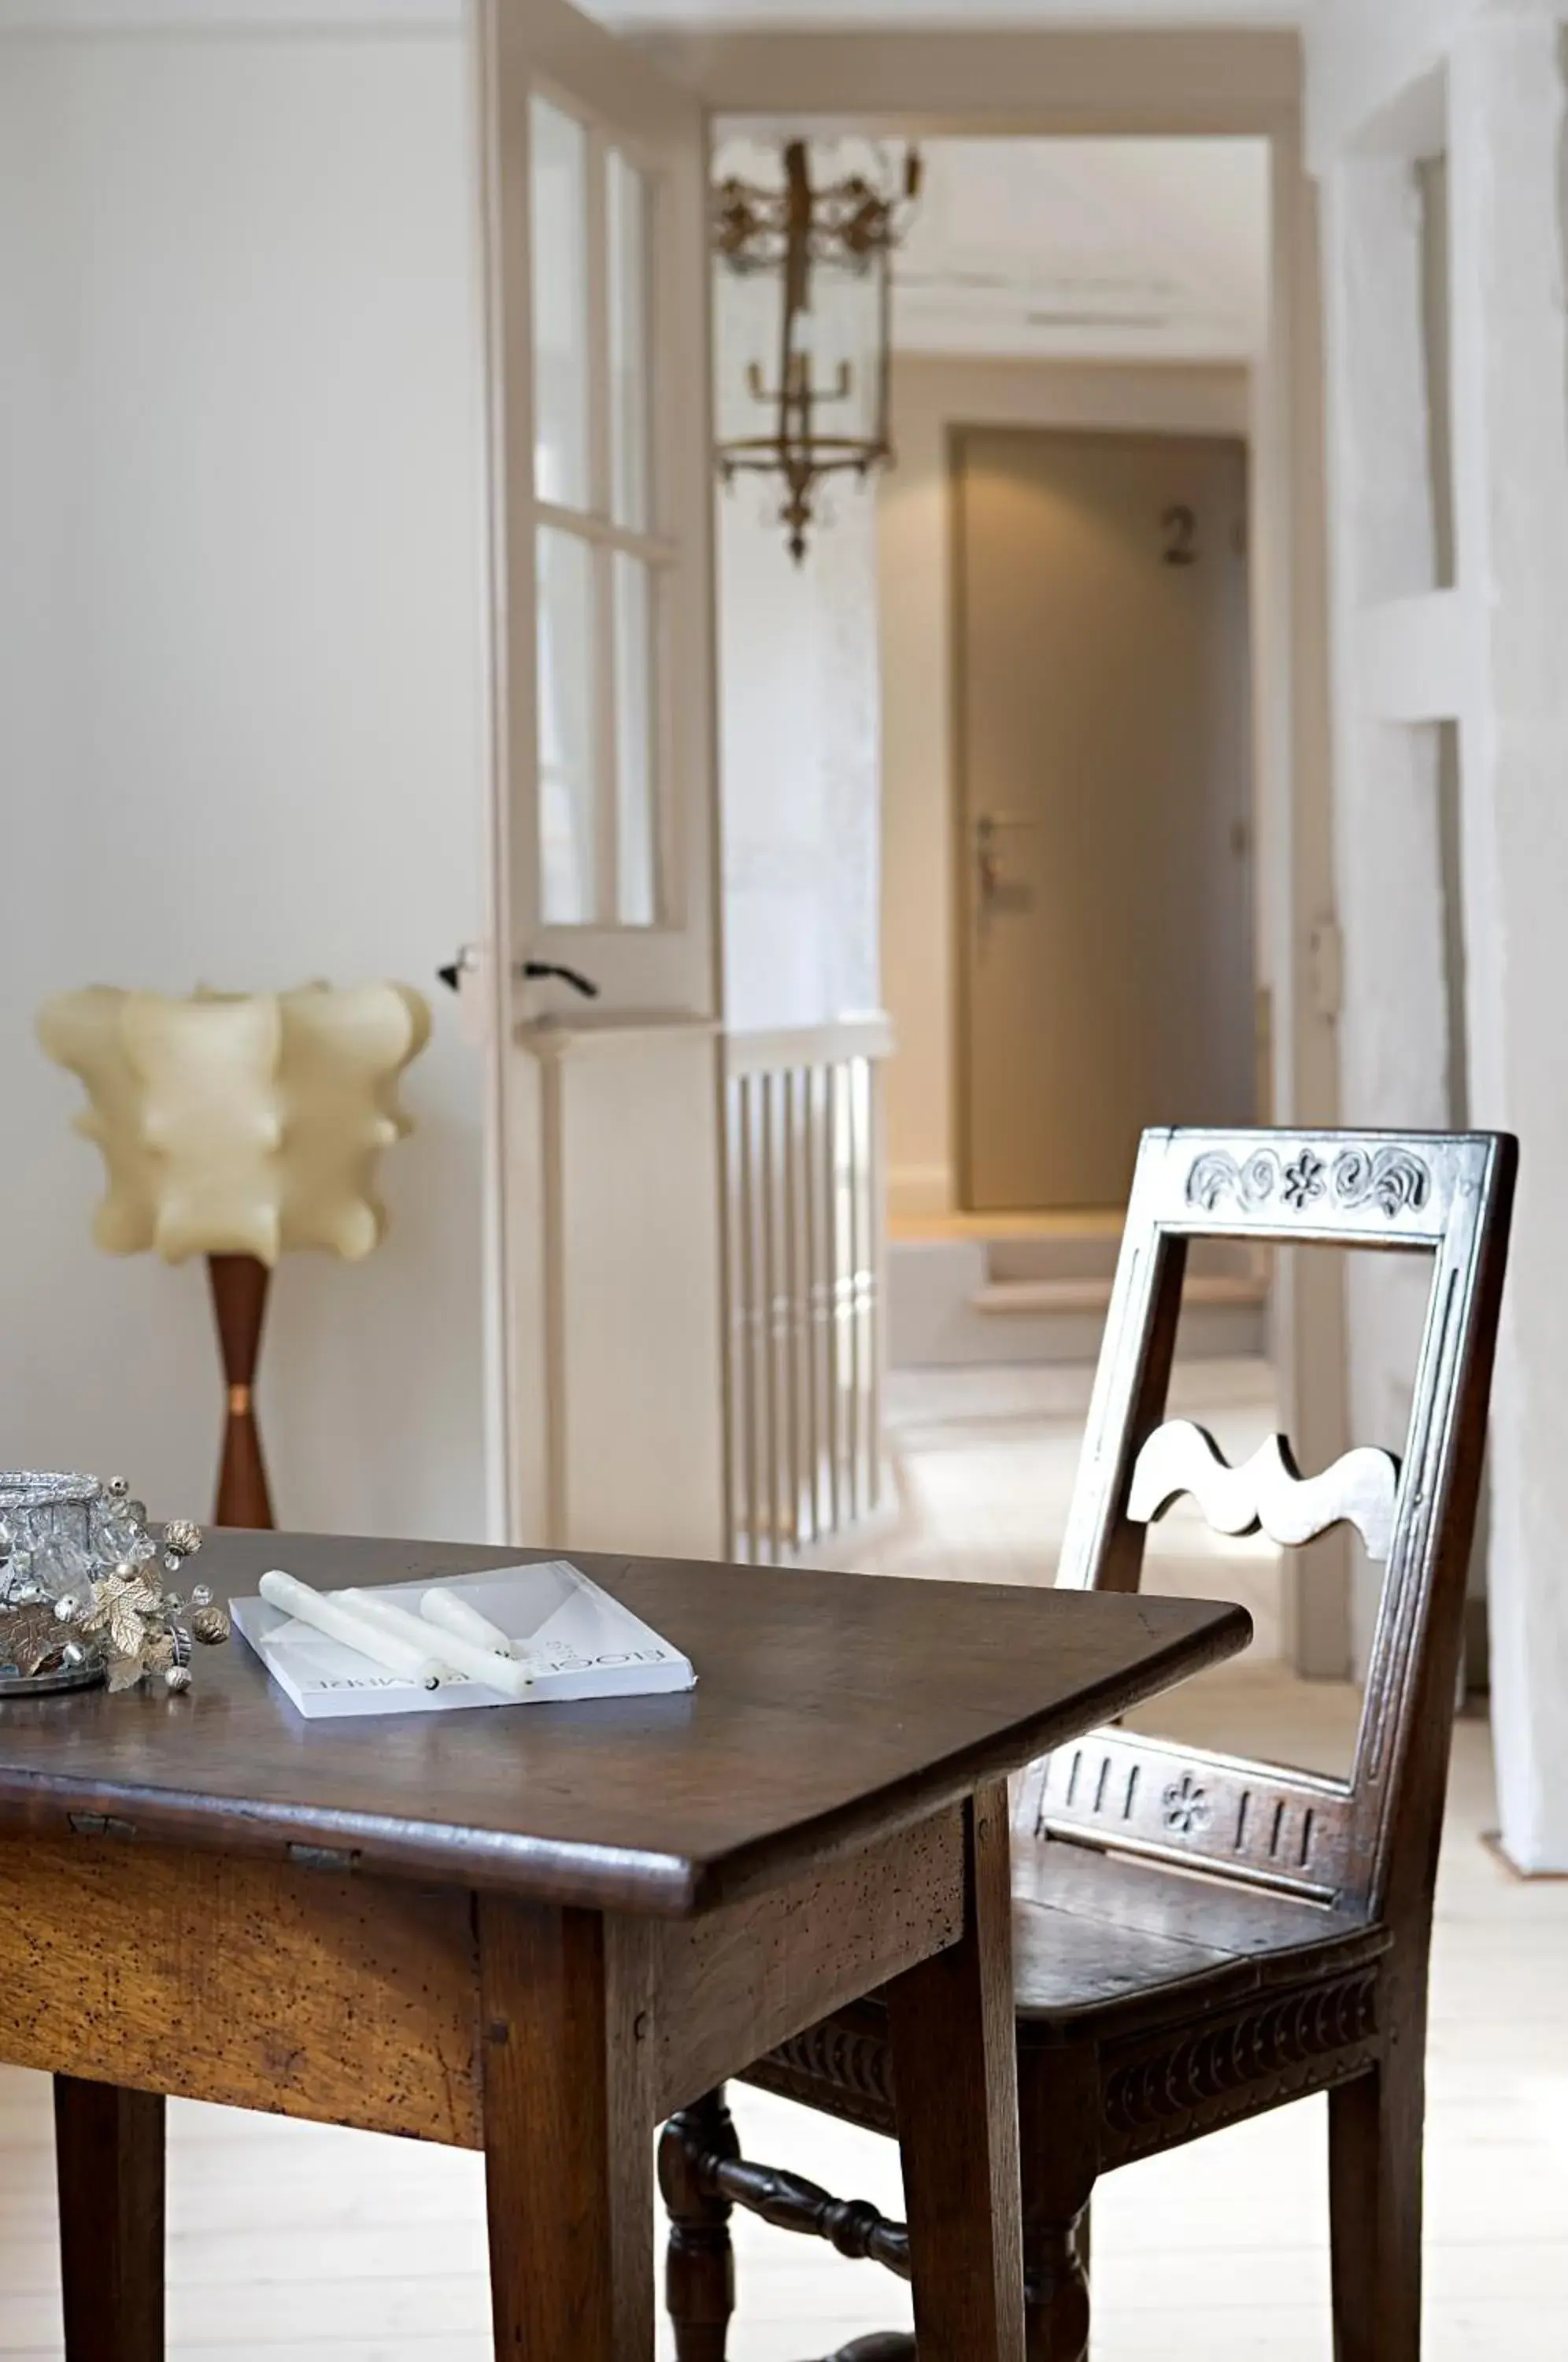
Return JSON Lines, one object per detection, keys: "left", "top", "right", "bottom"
{"left": 888, "top": 136, "right": 1270, "bottom": 364}
{"left": 599, "top": 2, "right": 1283, "bottom": 361}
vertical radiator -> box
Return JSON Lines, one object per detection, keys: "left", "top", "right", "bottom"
{"left": 723, "top": 1020, "right": 892, "bottom": 1563}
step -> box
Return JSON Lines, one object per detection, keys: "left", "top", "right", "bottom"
{"left": 984, "top": 1234, "right": 1262, "bottom": 1287}
{"left": 970, "top": 1272, "right": 1267, "bottom": 1318}
{"left": 889, "top": 1236, "right": 1268, "bottom": 1370}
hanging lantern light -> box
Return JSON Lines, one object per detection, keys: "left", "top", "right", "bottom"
{"left": 712, "top": 139, "right": 923, "bottom": 563}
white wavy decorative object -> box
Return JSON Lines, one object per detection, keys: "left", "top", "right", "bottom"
{"left": 1127, "top": 1420, "right": 1400, "bottom": 1563}
{"left": 37, "top": 983, "right": 430, "bottom": 1265}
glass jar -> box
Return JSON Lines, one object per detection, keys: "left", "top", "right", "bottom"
{"left": 0, "top": 1472, "right": 157, "bottom": 1696}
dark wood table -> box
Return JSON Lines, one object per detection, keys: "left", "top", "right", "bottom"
{"left": 0, "top": 1534, "right": 1249, "bottom": 2362}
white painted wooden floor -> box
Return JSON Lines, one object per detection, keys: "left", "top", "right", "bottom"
{"left": 2, "top": 1362, "right": 1562, "bottom": 2359}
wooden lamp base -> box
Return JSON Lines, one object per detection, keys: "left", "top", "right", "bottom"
{"left": 207, "top": 1254, "right": 275, "bottom": 1530}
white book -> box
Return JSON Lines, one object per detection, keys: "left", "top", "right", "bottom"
{"left": 231, "top": 1560, "right": 696, "bottom": 1720}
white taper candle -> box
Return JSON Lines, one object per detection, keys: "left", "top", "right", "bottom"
{"left": 340, "top": 1590, "right": 534, "bottom": 1702}
{"left": 419, "top": 1589, "right": 519, "bottom": 1661}
{"left": 258, "top": 1570, "right": 443, "bottom": 1688}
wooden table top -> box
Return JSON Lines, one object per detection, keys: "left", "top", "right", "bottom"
{"left": 0, "top": 1533, "right": 1250, "bottom": 1913}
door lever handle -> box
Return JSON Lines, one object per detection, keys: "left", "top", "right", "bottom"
{"left": 974, "top": 811, "right": 1037, "bottom": 902}
{"left": 438, "top": 950, "right": 601, "bottom": 1000}
{"left": 516, "top": 960, "right": 600, "bottom": 999}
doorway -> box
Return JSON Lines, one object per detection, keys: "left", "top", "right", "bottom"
{"left": 860, "top": 141, "right": 1282, "bottom": 1667}
{"left": 693, "top": 68, "right": 1345, "bottom": 1681}
{"left": 954, "top": 423, "right": 1257, "bottom": 1212}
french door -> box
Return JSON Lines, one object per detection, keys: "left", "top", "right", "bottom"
{"left": 476, "top": 0, "right": 724, "bottom": 1549}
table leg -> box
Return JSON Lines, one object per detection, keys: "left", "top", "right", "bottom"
{"left": 479, "top": 1899, "right": 654, "bottom": 2362}
{"left": 885, "top": 1781, "right": 1024, "bottom": 2362}
{"left": 53, "top": 2075, "right": 165, "bottom": 2362}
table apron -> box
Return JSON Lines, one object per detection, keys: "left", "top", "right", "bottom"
{"left": 620, "top": 1801, "right": 966, "bottom": 2120}
{"left": 0, "top": 1830, "right": 486, "bottom": 2145}
{"left": 0, "top": 1805, "right": 967, "bottom": 2145}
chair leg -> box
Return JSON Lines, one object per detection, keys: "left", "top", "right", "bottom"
{"left": 1019, "top": 2047, "right": 1096, "bottom": 2362}
{"left": 660, "top": 2086, "right": 740, "bottom": 2362}
{"left": 1329, "top": 2042, "right": 1425, "bottom": 2362}
{"left": 1023, "top": 2203, "right": 1092, "bottom": 2362}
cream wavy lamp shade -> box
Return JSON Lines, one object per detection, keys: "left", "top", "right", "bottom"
{"left": 36, "top": 983, "right": 431, "bottom": 1529}
{"left": 37, "top": 983, "right": 431, "bottom": 1267}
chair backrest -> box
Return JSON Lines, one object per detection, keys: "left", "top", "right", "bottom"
{"left": 1018, "top": 1126, "right": 1514, "bottom": 1929}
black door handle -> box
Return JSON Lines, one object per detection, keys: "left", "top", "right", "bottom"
{"left": 517, "top": 960, "right": 600, "bottom": 998}
{"left": 437, "top": 952, "right": 601, "bottom": 1000}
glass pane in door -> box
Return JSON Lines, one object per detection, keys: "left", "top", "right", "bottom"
{"left": 531, "top": 96, "right": 590, "bottom": 510}
{"left": 537, "top": 526, "right": 597, "bottom": 924}
{"left": 612, "top": 551, "right": 657, "bottom": 924}
{"left": 607, "top": 148, "right": 652, "bottom": 533}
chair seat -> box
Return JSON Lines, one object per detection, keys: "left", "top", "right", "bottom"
{"left": 1010, "top": 1835, "right": 1390, "bottom": 2039}
{"left": 745, "top": 1837, "right": 1391, "bottom": 2145}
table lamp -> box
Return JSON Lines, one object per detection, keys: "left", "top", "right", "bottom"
{"left": 37, "top": 983, "right": 431, "bottom": 1528}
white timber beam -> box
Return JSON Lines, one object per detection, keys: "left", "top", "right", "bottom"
{"left": 1353, "top": 590, "right": 1474, "bottom": 723}
{"left": 1321, "top": 151, "right": 1453, "bottom": 1675}
{"left": 1307, "top": 0, "right": 1566, "bottom": 168}
{"left": 1448, "top": 8, "right": 1568, "bottom": 1872}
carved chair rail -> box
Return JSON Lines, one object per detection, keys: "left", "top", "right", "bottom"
{"left": 1021, "top": 1731, "right": 1353, "bottom": 1902}
{"left": 1096, "top": 1964, "right": 1383, "bottom": 2165}
{"left": 668, "top": 1944, "right": 1388, "bottom": 2275}
{"left": 1126, "top": 1419, "right": 1399, "bottom": 1560}
{"left": 748, "top": 2016, "right": 897, "bottom": 2138}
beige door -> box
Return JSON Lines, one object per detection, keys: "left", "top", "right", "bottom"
{"left": 955, "top": 425, "right": 1256, "bottom": 1212}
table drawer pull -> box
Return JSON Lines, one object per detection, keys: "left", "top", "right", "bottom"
{"left": 286, "top": 1842, "right": 362, "bottom": 1874}
{"left": 68, "top": 1812, "right": 138, "bottom": 1841}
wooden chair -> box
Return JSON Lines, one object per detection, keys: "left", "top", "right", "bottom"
{"left": 659, "top": 1125, "right": 1516, "bottom": 2362}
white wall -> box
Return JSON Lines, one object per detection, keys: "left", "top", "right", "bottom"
{"left": 1308, "top": 0, "right": 1568, "bottom": 1862}
{"left": 878, "top": 354, "right": 1253, "bottom": 1216}
{"left": 711, "top": 130, "right": 884, "bottom": 1035}
{"left": 0, "top": 24, "right": 493, "bottom": 1537}
{"left": 717, "top": 469, "right": 883, "bottom": 1031}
